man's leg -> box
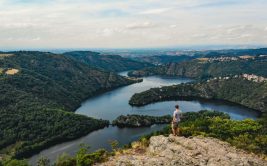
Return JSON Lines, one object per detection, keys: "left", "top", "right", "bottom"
{"left": 172, "top": 123, "right": 176, "bottom": 136}
{"left": 176, "top": 127, "right": 180, "bottom": 136}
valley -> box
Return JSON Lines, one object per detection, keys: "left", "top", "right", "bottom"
{"left": 0, "top": 49, "right": 266, "bottom": 166}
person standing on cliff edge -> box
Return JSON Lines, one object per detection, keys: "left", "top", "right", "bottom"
{"left": 172, "top": 105, "right": 182, "bottom": 136}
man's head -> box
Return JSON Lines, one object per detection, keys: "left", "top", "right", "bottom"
{"left": 175, "top": 105, "right": 179, "bottom": 109}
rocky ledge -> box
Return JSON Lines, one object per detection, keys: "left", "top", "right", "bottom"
{"left": 99, "top": 135, "right": 267, "bottom": 166}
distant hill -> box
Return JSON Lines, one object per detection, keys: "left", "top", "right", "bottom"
{"left": 197, "top": 48, "right": 267, "bottom": 58}
{"left": 133, "top": 55, "right": 195, "bottom": 65}
{"left": 125, "top": 48, "right": 267, "bottom": 65}
{"left": 128, "top": 56, "right": 267, "bottom": 79}
{"left": 0, "top": 51, "right": 137, "bottom": 158}
{"left": 64, "top": 51, "right": 153, "bottom": 72}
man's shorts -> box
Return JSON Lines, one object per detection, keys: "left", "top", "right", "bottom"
{"left": 172, "top": 122, "right": 179, "bottom": 129}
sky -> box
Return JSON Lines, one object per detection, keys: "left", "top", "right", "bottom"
{"left": 0, "top": 0, "right": 267, "bottom": 49}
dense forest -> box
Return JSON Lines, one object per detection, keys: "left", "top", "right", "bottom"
{"left": 129, "top": 78, "right": 267, "bottom": 114}
{"left": 112, "top": 115, "right": 172, "bottom": 127}
{"left": 128, "top": 56, "right": 267, "bottom": 78}
{"left": 64, "top": 51, "right": 152, "bottom": 72}
{"left": 0, "top": 51, "right": 138, "bottom": 159}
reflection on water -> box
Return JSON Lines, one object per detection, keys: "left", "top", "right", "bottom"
{"left": 29, "top": 71, "right": 259, "bottom": 164}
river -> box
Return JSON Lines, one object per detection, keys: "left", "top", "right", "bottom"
{"left": 29, "top": 71, "right": 259, "bottom": 165}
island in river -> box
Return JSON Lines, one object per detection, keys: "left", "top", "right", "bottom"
{"left": 112, "top": 114, "right": 172, "bottom": 127}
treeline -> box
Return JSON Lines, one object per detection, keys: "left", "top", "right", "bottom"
{"left": 134, "top": 55, "right": 195, "bottom": 65}
{"left": 64, "top": 51, "right": 153, "bottom": 72}
{"left": 128, "top": 56, "right": 267, "bottom": 78}
{"left": 129, "top": 78, "right": 267, "bottom": 114}
{"left": 112, "top": 115, "right": 172, "bottom": 127}
{"left": 0, "top": 51, "right": 136, "bottom": 159}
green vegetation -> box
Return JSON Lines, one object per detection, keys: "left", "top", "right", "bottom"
{"left": 140, "top": 110, "right": 267, "bottom": 155}
{"left": 129, "top": 78, "right": 267, "bottom": 114}
{"left": 128, "top": 56, "right": 267, "bottom": 78}
{"left": 0, "top": 51, "right": 137, "bottom": 159}
{"left": 0, "top": 144, "right": 110, "bottom": 166}
{"left": 0, "top": 159, "right": 29, "bottom": 166}
{"left": 2, "top": 111, "right": 265, "bottom": 165}
{"left": 64, "top": 51, "right": 153, "bottom": 72}
{"left": 112, "top": 115, "right": 172, "bottom": 127}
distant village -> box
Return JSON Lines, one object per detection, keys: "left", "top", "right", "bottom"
{"left": 207, "top": 74, "right": 267, "bottom": 83}
{"left": 198, "top": 55, "right": 267, "bottom": 62}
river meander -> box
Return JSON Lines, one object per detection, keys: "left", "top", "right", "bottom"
{"left": 29, "top": 71, "right": 259, "bottom": 164}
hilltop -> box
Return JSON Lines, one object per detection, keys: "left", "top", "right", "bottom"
{"left": 128, "top": 56, "right": 267, "bottom": 78}
{"left": 64, "top": 51, "right": 152, "bottom": 72}
{"left": 100, "top": 135, "right": 267, "bottom": 166}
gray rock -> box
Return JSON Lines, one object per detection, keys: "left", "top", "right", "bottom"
{"left": 98, "top": 135, "right": 267, "bottom": 166}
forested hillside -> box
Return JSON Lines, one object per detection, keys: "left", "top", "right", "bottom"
{"left": 128, "top": 56, "right": 267, "bottom": 79}
{"left": 64, "top": 51, "right": 152, "bottom": 72}
{"left": 130, "top": 77, "right": 267, "bottom": 114}
{"left": 133, "top": 55, "right": 195, "bottom": 65}
{"left": 0, "top": 51, "right": 136, "bottom": 159}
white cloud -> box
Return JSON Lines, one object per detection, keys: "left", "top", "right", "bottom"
{"left": 169, "top": 25, "right": 177, "bottom": 28}
{"left": 139, "top": 8, "right": 171, "bottom": 15}
{"left": 125, "top": 22, "right": 156, "bottom": 30}
{"left": 240, "top": 34, "right": 253, "bottom": 38}
{"left": 192, "top": 33, "right": 208, "bottom": 38}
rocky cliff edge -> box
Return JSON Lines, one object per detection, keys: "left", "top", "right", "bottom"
{"left": 99, "top": 135, "right": 267, "bottom": 166}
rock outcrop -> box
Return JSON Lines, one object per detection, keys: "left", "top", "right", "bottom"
{"left": 99, "top": 135, "right": 267, "bottom": 166}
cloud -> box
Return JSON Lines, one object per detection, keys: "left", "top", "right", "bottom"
{"left": 192, "top": 33, "right": 208, "bottom": 38}
{"left": 125, "top": 22, "right": 156, "bottom": 30}
{"left": 226, "top": 25, "right": 253, "bottom": 34}
{"left": 139, "top": 8, "right": 171, "bottom": 15}
{"left": 1, "top": 0, "right": 267, "bottom": 48}
{"left": 240, "top": 34, "right": 253, "bottom": 38}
